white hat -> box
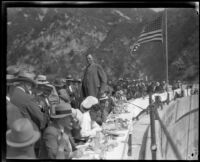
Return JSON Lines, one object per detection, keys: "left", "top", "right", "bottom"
{"left": 80, "top": 96, "right": 98, "bottom": 109}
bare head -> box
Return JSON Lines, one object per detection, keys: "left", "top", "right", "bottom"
{"left": 86, "top": 54, "right": 94, "bottom": 65}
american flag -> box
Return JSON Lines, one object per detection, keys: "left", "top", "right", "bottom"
{"left": 130, "top": 14, "right": 163, "bottom": 54}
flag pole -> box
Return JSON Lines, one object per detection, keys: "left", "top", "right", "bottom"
{"left": 165, "top": 9, "right": 169, "bottom": 91}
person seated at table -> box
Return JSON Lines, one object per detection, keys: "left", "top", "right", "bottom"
{"left": 70, "top": 108, "right": 84, "bottom": 143}
{"left": 80, "top": 96, "right": 102, "bottom": 138}
{"left": 39, "top": 103, "right": 79, "bottom": 159}
{"left": 100, "top": 93, "right": 116, "bottom": 122}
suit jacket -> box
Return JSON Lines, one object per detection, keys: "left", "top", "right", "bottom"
{"left": 6, "top": 100, "right": 23, "bottom": 130}
{"left": 82, "top": 63, "right": 107, "bottom": 98}
{"left": 39, "top": 123, "right": 74, "bottom": 159}
{"left": 6, "top": 145, "right": 36, "bottom": 159}
{"left": 10, "top": 87, "right": 46, "bottom": 131}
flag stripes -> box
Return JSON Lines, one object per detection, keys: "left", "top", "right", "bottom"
{"left": 130, "top": 14, "right": 163, "bottom": 53}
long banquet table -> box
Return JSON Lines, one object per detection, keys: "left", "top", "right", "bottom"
{"left": 74, "top": 88, "right": 190, "bottom": 159}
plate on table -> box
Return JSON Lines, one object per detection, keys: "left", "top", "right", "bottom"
{"left": 76, "top": 142, "right": 90, "bottom": 149}
{"left": 105, "top": 130, "right": 125, "bottom": 137}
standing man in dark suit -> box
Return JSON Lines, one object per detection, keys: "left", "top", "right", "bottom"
{"left": 82, "top": 54, "right": 107, "bottom": 99}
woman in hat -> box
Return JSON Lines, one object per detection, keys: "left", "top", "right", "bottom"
{"left": 80, "top": 96, "right": 102, "bottom": 138}
{"left": 6, "top": 118, "right": 41, "bottom": 159}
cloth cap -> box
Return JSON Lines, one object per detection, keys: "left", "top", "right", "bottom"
{"left": 51, "top": 103, "right": 72, "bottom": 118}
{"left": 6, "top": 118, "right": 40, "bottom": 148}
{"left": 80, "top": 96, "right": 98, "bottom": 109}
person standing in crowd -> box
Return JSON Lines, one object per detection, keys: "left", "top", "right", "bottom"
{"left": 9, "top": 70, "right": 46, "bottom": 131}
{"left": 80, "top": 96, "right": 102, "bottom": 138}
{"left": 6, "top": 118, "right": 41, "bottom": 159}
{"left": 54, "top": 78, "right": 71, "bottom": 104}
{"left": 6, "top": 69, "right": 23, "bottom": 130}
{"left": 39, "top": 103, "right": 78, "bottom": 159}
{"left": 81, "top": 53, "right": 107, "bottom": 99}
{"left": 34, "top": 74, "right": 53, "bottom": 127}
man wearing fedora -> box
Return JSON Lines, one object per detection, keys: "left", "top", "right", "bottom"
{"left": 9, "top": 70, "right": 46, "bottom": 131}
{"left": 34, "top": 75, "right": 52, "bottom": 124}
{"left": 54, "top": 78, "right": 71, "bottom": 104}
{"left": 82, "top": 53, "right": 107, "bottom": 99}
{"left": 6, "top": 118, "right": 41, "bottom": 159}
{"left": 39, "top": 103, "right": 79, "bottom": 159}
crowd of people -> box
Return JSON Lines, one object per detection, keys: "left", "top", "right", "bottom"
{"left": 6, "top": 53, "right": 197, "bottom": 159}
{"left": 6, "top": 53, "right": 115, "bottom": 159}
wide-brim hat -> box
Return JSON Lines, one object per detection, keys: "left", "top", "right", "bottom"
{"left": 6, "top": 74, "right": 19, "bottom": 85}
{"left": 35, "top": 75, "right": 50, "bottom": 85}
{"left": 13, "top": 71, "right": 37, "bottom": 87}
{"left": 72, "top": 79, "right": 81, "bottom": 83}
{"left": 7, "top": 65, "right": 20, "bottom": 76}
{"left": 6, "top": 118, "right": 40, "bottom": 148}
{"left": 50, "top": 103, "right": 72, "bottom": 118}
{"left": 53, "top": 79, "right": 65, "bottom": 87}
{"left": 80, "top": 96, "right": 99, "bottom": 110}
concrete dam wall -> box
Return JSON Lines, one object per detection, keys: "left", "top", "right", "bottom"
{"left": 157, "top": 94, "right": 199, "bottom": 160}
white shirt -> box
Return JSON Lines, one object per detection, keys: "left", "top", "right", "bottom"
{"left": 71, "top": 108, "right": 83, "bottom": 125}
{"left": 80, "top": 111, "right": 102, "bottom": 138}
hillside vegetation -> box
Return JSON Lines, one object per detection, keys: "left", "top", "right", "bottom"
{"left": 7, "top": 8, "right": 199, "bottom": 82}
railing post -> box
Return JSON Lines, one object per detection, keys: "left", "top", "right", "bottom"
{"left": 167, "top": 92, "right": 170, "bottom": 105}
{"left": 127, "top": 133, "right": 132, "bottom": 156}
{"left": 149, "top": 93, "right": 157, "bottom": 160}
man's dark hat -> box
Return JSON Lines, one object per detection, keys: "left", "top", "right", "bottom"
{"left": 66, "top": 74, "right": 74, "bottom": 81}
{"left": 12, "top": 71, "right": 37, "bottom": 87}
{"left": 54, "top": 79, "right": 65, "bottom": 87}
{"left": 7, "top": 65, "right": 20, "bottom": 76}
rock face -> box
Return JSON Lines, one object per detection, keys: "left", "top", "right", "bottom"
{"left": 7, "top": 8, "right": 199, "bottom": 82}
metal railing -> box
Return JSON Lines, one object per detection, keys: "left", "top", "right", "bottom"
{"left": 148, "top": 92, "right": 186, "bottom": 160}
{"left": 132, "top": 89, "right": 193, "bottom": 160}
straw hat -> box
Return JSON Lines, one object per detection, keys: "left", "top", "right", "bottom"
{"left": 50, "top": 103, "right": 72, "bottom": 118}
{"left": 6, "top": 75, "right": 20, "bottom": 86}
{"left": 6, "top": 66, "right": 20, "bottom": 85}
{"left": 99, "top": 93, "right": 109, "bottom": 101}
{"left": 80, "top": 96, "right": 99, "bottom": 109}
{"left": 6, "top": 118, "right": 40, "bottom": 148}
{"left": 35, "top": 75, "right": 49, "bottom": 85}
{"left": 65, "top": 74, "right": 74, "bottom": 81}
